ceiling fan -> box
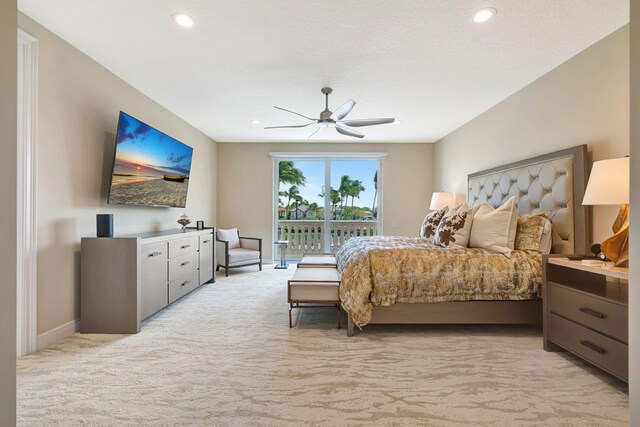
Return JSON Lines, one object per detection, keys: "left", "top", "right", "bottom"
{"left": 265, "top": 87, "right": 395, "bottom": 139}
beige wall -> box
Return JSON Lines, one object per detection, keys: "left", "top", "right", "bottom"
{"left": 629, "top": 0, "right": 638, "bottom": 422}
{"left": 435, "top": 26, "right": 630, "bottom": 245}
{"left": 217, "top": 143, "right": 434, "bottom": 260}
{"left": 19, "top": 15, "right": 217, "bottom": 335}
{"left": 1, "top": 0, "right": 17, "bottom": 423}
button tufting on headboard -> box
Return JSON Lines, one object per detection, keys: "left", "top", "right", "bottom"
{"left": 468, "top": 155, "right": 578, "bottom": 254}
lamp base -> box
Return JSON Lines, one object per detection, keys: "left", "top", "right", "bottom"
{"left": 601, "top": 204, "right": 629, "bottom": 268}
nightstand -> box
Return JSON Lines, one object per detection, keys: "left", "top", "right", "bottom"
{"left": 543, "top": 255, "right": 629, "bottom": 382}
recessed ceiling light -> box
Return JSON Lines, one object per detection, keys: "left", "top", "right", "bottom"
{"left": 472, "top": 7, "right": 497, "bottom": 23}
{"left": 251, "top": 120, "right": 261, "bottom": 124}
{"left": 172, "top": 13, "right": 196, "bottom": 28}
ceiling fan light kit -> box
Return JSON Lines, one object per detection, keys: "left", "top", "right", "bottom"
{"left": 265, "top": 87, "right": 395, "bottom": 139}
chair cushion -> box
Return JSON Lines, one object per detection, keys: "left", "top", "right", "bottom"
{"left": 218, "top": 228, "right": 240, "bottom": 249}
{"left": 228, "top": 248, "right": 260, "bottom": 264}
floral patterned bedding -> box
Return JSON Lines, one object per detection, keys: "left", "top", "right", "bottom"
{"left": 336, "top": 236, "right": 543, "bottom": 327}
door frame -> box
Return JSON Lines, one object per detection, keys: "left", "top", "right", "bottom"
{"left": 270, "top": 152, "right": 386, "bottom": 260}
{"left": 16, "top": 29, "right": 38, "bottom": 356}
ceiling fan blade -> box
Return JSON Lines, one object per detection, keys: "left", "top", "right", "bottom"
{"left": 264, "top": 122, "right": 315, "bottom": 129}
{"left": 336, "top": 124, "right": 364, "bottom": 139}
{"left": 273, "top": 106, "right": 317, "bottom": 121}
{"left": 307, "top": 127, "right": 322, "bottom": 140}
{"left": 338, "top": 118, "right": 395, "bottom": 127}
{"left": 330, "top": 99, "right": 356, "bottom": 121}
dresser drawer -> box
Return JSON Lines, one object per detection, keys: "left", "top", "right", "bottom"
{"left": 169, "top": 236, "right": 198, "bottom": 258}
{"left": 549, "top": 283, "right": 628, "bottom": 343}
{"left": 549, "top": 314, "right": 628, "bottom": 381}
{"left": 140, "top": 242, "right": 168, "bottom": 319}
{"left": 168, "top": 270, "right": 199, "bottom": 304}
{"left": 168, "top": 251, "right": 199, "bottom": 282}
{"left": 199, "top": 234, "right": 214, "bottom": 285}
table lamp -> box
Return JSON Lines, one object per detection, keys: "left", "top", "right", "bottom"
{"left": 582, "top": 157, "right": 629, "bottom": 267}
{"left": 430, "top": 192, "right": 453, "bottom": 211}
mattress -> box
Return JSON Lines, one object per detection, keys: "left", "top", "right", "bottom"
{"left": 336, "top": 236, "right": 543, "bottom": 327}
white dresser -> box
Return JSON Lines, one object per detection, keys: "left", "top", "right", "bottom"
{"left": 81, "top": 228, "right": 214, "bottom": 333}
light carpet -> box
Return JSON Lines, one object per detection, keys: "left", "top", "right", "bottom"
{"left": 17, "top": 265, "right": 628, "bottom": 426}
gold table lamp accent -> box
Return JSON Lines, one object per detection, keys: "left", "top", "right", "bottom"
{"left": 582, "top": 157, "right": 629, "bottom": 267}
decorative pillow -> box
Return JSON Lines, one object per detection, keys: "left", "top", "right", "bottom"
{"left": 217, "top": 228, "right": 240, "bottom": 249}
{"left": 468, "top": 197, "right": 518, "bottom": 257}
{"left": 515, "top": 211, "right": 550, "bottom": 252}
{"left": 434, "top": 208, "right": 473, "bottom": 248}
{"left": 419, "top": 207, "right": 448, "bottom": 240}
{"left": 445, "top": 202, "right": 468, "bottom": 217}
{"left": 539, "top": 218, "right": 553, "bottom": 254}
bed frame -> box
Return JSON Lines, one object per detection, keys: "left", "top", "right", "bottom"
{"left": 346, "top": 145, "right": 590, "bottom": 336}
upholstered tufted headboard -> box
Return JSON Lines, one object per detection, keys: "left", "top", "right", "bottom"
{"left": 467, "top": 145, "right": 590, "bottom": 254}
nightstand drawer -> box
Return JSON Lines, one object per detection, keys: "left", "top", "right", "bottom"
{"left": 549, "top": 283, "right": 628, "bottom": 343}
{"left": 549, "top": 314, "right": 628, "bottom": 381}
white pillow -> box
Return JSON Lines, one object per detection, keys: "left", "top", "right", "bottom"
{"left": 540, "top": 219, "right": 553, "bottom": 254}
{"left": 469, "top": 197, "right": 518, "bottom": 257}
{"left": 217, "top": 228, "right": 240, "bottom": 249}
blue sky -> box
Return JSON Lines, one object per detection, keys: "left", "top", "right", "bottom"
{"left": 114, "top": 112, "right": 193, "bottom": 176}
{"left": 279, "top": 160, "right": 378, "bottom": 208}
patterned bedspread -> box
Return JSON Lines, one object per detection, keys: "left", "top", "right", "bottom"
{"left": 336, "top": 236, "right": 543, "bottom": 327}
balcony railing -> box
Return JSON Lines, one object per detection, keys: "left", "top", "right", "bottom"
{"left": 276, "top": 220, "right": 378, "bottom": 259}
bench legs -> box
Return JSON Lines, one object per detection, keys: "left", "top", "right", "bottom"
{"left": 289, "top": 303, "right": 293, "bottom": 328}
{"left": 288, "top": 302, "right": 341, "bottom": 329}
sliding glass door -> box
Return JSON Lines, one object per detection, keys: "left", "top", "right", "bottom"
{"left": 274, "top": 155, "right": 382, "bottom": 260}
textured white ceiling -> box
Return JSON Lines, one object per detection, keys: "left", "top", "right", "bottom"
{"left": 18, "top": 0, "right": 629, "bottom": 143}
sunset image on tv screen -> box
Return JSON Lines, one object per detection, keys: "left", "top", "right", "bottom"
{"left": 108, "top": 112, "right": 194, "bottom": 207}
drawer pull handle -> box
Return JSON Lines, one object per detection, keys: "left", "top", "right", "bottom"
{"left": 181, "top": 261, "right": 190, "bottom": 267}
{"left": 579, "top": 307, "right": 605, "bottom": 319}
{"left": 580, "top": 340, "right": 607, "bottom": 354}
{"left": 148, "top": 252, "right": 162, "bottom": 257}
{"left": 181, "top": 244, "right": 191, "bottom": 249}
{"left": 202, "top": 240, "right": 211, "bottom": 244}
{"left": 181, "top": 280, "right": 190, "bottom": 287}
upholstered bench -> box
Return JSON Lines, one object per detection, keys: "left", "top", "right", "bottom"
{"left": 288, "top": 267, "right": 341, "bottom": 329}
{"left": 297, "top": 253, "right": 337, "bottom": 268}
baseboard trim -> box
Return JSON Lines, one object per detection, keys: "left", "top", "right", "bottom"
{"left": 36, "top": 318, "right": 80, "bottom": 351}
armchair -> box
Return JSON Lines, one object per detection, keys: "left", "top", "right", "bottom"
{"left": 216, "top": 228, "right": 262, "bottom": 277}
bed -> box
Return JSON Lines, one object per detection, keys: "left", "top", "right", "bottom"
{"left": 341, "top": 145, "right": 590, "bottom": 336}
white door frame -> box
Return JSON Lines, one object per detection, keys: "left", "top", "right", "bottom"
{"left": 16, "top": 29, "right": 38, "bottom": 357}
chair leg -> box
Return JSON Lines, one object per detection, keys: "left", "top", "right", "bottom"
{"left": 259, "top": 262, "right": 262, "bottom": 272}
{"left": 216, "top": 265, "right": 220, "bottom": 272}
{"left": 225, "top": 267, "right": 229, "bottom": 277}
{"left": 337, "top": 305, "right": 341, "bottom": 329}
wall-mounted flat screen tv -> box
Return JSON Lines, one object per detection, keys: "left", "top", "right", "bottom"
{"left": 108, "top": 111, "right": 193, "bottom": 208}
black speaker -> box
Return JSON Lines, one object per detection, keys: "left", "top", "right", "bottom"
{"left": 96, "top": 214, "right": 113, "bottom": 238}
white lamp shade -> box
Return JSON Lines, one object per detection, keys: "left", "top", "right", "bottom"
{"left": 582, "top": 157, "right": 629, "bottom": 205}
{"left": 430, "top": 192, "right": 453, "bottom": 210}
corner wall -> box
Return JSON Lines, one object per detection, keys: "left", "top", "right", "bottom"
{"left": 629, "top": 0, "right": 639, "bottom": 423}
{"left": 434, "top": 25, "right": 630, "bottom": 245}
{"left": 217, "top": 143, "right": 434, "bottom": 260}
{"left": 0, "top": 0, "right": 17, "bottom": 423}
{"left": 19, "top": 14, "right": 217, "bottom": 337}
